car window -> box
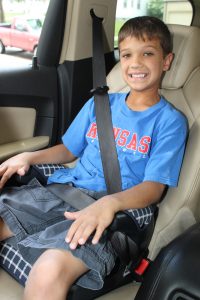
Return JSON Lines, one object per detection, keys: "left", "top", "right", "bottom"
{"left": 14, "top": 19, "right": 28, "bottom": 31}
{"left": 27, "top": 18, "right": 43, "bottom": 31}
{"left": 115, "top": 0, "right": 193, "bottom": 47}
{"left": 0, "top": 0, "right": 50, "bottom": 65}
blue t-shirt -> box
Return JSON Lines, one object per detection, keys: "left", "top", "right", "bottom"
{"left": 48, "top": 93, "right": 188, "bottom": 192}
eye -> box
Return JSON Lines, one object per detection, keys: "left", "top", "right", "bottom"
{"left": 143, "top": 52, "right": 154, "bottom": 57}
{"left": 120, "top": 53, "right": 131, "bottom": 59}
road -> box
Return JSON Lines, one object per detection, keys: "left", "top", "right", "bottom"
{"left": 0, "top": 47, "right": 32, "bottom": 68}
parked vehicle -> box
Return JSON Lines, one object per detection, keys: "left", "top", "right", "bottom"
{"left": 0, "top": 0, "right": 200, "bottom": 299}
{"left": 0, "top": 17, "right": 42, "bottom": 54}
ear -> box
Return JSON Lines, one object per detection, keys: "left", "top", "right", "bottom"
{"left": 163, "top": 53, "right": 174, "bottom": 71}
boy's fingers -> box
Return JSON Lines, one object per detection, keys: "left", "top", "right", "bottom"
{"left": 92, "top": 225, "right": 105, "bottom": 244}
{"left": 0, "top": 165, "right": 6, "bottom": 176}
{"left": 77, "top": 224, "right": 96, "bottom": 245}
{"left": 64, "top": 211, "right": 79, "bottom": 220}
{"left": 66, "top": 218, "right": 98, "bottom": 249}
{"left": 0, "top": 170, "right": 13, "bottom": 188}
{"left": 65, "top": 206, "right": 111, "bottom": 249}
{"left": 67, "top": 222, "right": 85, "bottom": 249}
{"left": 68, "top": 222, "right": 105, "bottom": 248}
{"left": 65, "top": 217, "right": 82, "bottom": 243}
{"left": 17, "top": 166, "right": 28, "bottom": 176}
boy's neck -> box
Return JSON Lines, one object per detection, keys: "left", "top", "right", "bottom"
{"left": 126, "top": 90, "right": 160, "bottom": 111}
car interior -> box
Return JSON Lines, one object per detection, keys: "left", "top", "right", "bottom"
{"left": 1, "top": 0, "right": 200, "bottom": 299}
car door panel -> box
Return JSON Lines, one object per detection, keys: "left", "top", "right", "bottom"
{"left": 0, "top": 0, "right": 68, "bottom": 161}
{"left": 0, "top": 64, "right": 58, "bottom": 161}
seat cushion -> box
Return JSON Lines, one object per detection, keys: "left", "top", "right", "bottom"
{"left": 0, "top": 242, "right": 31, "bottom": 286}
{"left": 0, "top": 268, "right": 24, "bottom": 299}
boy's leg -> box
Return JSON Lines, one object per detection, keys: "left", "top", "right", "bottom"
{"left": 23, "top": 248, "right": 89, "bottom": 300}
{"left": 0, "top": 217, "right": 14, "bottom": 240}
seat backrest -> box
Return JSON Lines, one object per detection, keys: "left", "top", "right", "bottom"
{"left": 107, "top": 24, "right": 200, "bottom": 259}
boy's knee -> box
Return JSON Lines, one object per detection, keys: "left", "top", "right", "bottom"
{"left": 27, "top": 249, "right": 88, "bottom": 287}
{"left": 28, "top": 251, "right": 68, "bottom": 285}
{"left": 24, "top": 250, "right": 74, "bottom": 300}
{"left": 0, "top": 217, "right": 14, "bottom": 241}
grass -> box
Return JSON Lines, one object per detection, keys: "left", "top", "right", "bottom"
{"left": 114, "top": 18, "right": 127, "bottom": 47}
{"left": 4, "top": 12, "right": 25, "bottom": 23}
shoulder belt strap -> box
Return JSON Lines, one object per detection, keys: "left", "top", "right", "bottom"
{"left": 90, "top": 9, "right": 122, "bottom": 194}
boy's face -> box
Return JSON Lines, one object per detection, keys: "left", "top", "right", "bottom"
{"left": 119, "top": 35, "right": 173, "bottom": 95}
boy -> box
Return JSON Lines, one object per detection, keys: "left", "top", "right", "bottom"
{"left": 0, "top": 16, "right": 187, "bottom": 299}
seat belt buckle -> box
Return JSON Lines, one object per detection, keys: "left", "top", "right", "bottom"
{"left": 134, "top": 258, "right": 150, "bottom": 276}
{"left": 90, "top": 85, "right": 109, "bottom": 95}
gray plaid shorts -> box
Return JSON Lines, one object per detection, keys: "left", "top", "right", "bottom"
{"left": 0, "top": 178, "right": 116, "bottom": 290}
{"left": 0, "top": 177, "right": 154, "bottom": 290}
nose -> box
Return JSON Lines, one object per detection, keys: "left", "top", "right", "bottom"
{"left": 130, "top": 54, "right": 142, "bottom": 68}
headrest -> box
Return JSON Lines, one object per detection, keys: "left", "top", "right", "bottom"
{"left": 107, "top": 62, "right": 128, "bottom": 93}
{"left": 163, "top": 24, "right": 200, "bottom": 89}
{"left": 107, "top": 24, "right": 200, "bottom": 92}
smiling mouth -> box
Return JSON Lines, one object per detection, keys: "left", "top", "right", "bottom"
{"left": 129, "top": 73, "right": 148, "bottom": 78}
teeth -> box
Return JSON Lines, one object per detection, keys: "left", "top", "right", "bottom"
{"left": 131, "top": 73, "right": 146, "bottom": 78}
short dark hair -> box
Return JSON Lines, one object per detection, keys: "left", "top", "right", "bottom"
{"left": 118, "top": 16, "right": 172, "bottom": 56}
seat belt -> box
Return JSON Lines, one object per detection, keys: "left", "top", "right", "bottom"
{"left": 90, "top": 10, "right": 153, "bottom": 277}
{"left": 19, "top": 11, "right": 152, "bottom": 277}
{"left": 90, "top": 9, "right": 122, "bottom": 195}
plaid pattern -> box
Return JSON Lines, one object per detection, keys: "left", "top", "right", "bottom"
{"left": 0, "top": 209, "right": 154, "bottom": 288}
{"left": 0, "top": 242, "right": 31, "bottom": 286}
{"left": 126, "top": 206, "right": 154, "bottom": 227}
{"left": 0, "top": 163, "right": 154, "bottom": 286}
{"left": 34, "top": 163, "right": 65, "bottom": 177}
{"left": 0, "top": 164, "right": 64, "bottom": 286}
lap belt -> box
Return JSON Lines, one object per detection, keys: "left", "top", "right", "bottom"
{"left": 46, "top": 184, "right": 95, "bottom": 210}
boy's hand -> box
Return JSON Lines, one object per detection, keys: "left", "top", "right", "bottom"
{"left": 0, "top": 153, "right": 30, "bottom": 189}
{"left": 64, "top": 196, "right": 117, "bottom": 249}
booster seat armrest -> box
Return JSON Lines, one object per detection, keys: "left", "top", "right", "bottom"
{"left": 109, "top": 211, "right": 156, "bottom": 268}
{"left": 110, "top": 211, "right": 155, "bottom": 245}
{"left": 110, "top": 211, "right": 140, "bottom": 237}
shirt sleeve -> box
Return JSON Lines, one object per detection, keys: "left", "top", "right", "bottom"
{"left": 143, "top": 113, "right": 188, "bottom": 187}
{"left": 62, "top": 97, "right": 94, "bottom": 157}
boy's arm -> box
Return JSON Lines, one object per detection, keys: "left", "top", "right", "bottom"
{"left": 65, "top": 181, "right": 165, "bottom": 250}
{"left": 20, "top": 144, "right": 76, "bottom": 165}
{"left": 108, "top": 180, "right": 165, "bottom": 211}
{"left": 0, "top": 144, "right": 76, "bottom": 188}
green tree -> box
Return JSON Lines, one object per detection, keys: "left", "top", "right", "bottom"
{"left": 147, "top": 0, "right": 164, "bottom": 20}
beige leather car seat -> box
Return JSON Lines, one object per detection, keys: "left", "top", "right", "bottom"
{"left": 107, "top": 24, "right": 200, "bottom": 260}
